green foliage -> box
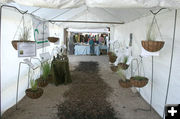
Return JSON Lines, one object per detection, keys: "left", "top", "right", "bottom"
{"left": 117, "top": 69, "right": 126, "bottom": 81}
{"left": 19, "top": 27, "right": 31, "bottom": 41}
{"left": 42, "top": 62, "right": 51, "bottom": 80}
{"left": 133, "top": 76, "right": 147, "bottom": 81}
{"left": 123, "top": 56, "right": 128, "bottom": 64}
{"left": 30, "top": 79, "right": 38, "bottom": 91}
{"left": 111, "top": 52, "right": 116, "bottom": 57}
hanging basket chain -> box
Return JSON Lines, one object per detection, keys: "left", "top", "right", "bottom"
{"left": 149, "top": 9, "right": 164, "bottom": 41}
{"left": 13, "top": 15, "right": 24, "bottom": 40}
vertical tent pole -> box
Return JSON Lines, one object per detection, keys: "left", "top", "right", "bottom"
{"left": 0, "top": 5, "right": 2, "bottom": 116}
{"left": 163, "top": 9, "right": 177, "bottom": 119}
{"left": 150, "top": 56, "right": 154, "bottom": 111}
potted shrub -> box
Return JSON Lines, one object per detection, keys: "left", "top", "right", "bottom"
{"left": 141, "top": 21, "right": 165, "bottom": 52}
{"left": 11, "top": 27, "right": 35, "bottom": 50}
{"left": 25, "top": 79, "right": 43, "bottom": 99}
{"left": 109, "top": 52, "right": 117, "bottom": 63}
{"left": 117, "top": 69, "right": 131, "bottom": 88}
{"left": 130, "top": 76, "right": 149, "bottom": 88}
{"left": 37, "top": 62, "right": 51, "bottom": 87}
{"left": 118, "top": 56, "right": 129, "bottom": 70}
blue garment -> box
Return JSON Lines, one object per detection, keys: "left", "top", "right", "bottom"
{"left": 89, "top": 39, "right": 94, "bottom": 54}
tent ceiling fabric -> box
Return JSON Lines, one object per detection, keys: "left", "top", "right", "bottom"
{"left": 1, "top": 0, "right": 180, "bottom": 8}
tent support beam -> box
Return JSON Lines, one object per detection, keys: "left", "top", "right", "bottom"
{"left": 48, "top": 20, "right": 124, "bottom": 24}
{"left": 163, "top": 9, "right": 178, "bottom": 119}
{"left": 50, "top": 9, "right": 72, "bottom": 20}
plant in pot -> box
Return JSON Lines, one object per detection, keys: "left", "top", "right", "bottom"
{"left": 25, "top": 79, "right": 43, "bottom": 99}
{"left": 130, "top": 76, "right": 149, "bottom": 88}
{"left": 12, "top": 27, "right": 35, "bottom": 50}
{"left": 141, "top": 17, "right": 165, "bottom": 52}
{"left": 117, "top": 69, "right": 132, "bottom": 88}
{"left": 37, "top": 62, "right": 51, "bottom": 87}
{"left": 109, "top": 52, "right": 117, "bottom": 63}
{"left": 118, "top": 56, "right": 129, "bottom": 70}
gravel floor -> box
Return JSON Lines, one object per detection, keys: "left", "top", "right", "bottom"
{"left": 2, "top": 55, "right": 161, "bottom": 119}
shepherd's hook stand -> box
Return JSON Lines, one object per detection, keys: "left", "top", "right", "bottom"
{"left": 16, "top": 60, "right": 39, "bottom": 110}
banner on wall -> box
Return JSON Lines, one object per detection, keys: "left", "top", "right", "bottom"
{"left": 32, "top": 18, "right": 50, "bottom": 49}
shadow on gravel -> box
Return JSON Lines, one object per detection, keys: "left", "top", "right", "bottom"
{"left": 57, "top": 62, "right": 118, "bottom": 119}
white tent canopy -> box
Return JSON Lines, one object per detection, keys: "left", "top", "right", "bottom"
{"left": 1, "top": 0, "right": 180, "bottom": 9}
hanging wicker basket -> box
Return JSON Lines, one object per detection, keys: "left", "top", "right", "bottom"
{"left": 48, "top": 37, "right": 59, "bottom": 43}
{"left": 109, "top": 55, "right": 117, "bottom": 63}
{"left": 119, "top": 80, "right": 132, "bottom": 88}
{"left": 25, "top": 88, "right": 43, "bottom": 99}
{"left": 110, "top": 65, "right": 118, "bottom": 72}
{"left": 130, "top": 76, "right": 149, "bottom": 88}
{"left": 118, "top": 63, "right": 129, "bottom": 70}
{"left": 141, "top": 40, "right": 165, "bottom": 52}
{"left": 11, "top": 40, "right": 35, "bottom": 50}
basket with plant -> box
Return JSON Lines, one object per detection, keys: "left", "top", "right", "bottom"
{"left": 117, "top": 69, "right": 131, "bottom": 88}
{"left": 12, "top": 27, "right": 35, "bottom": 50}
{"left": 109, "top": 52, "right": 117, "bottom": 63}
{"left": 110, "top": 64, "right": 118, "bottom": 72}
{"left": 118, "top": 56, "right": 129, "bottom": 70}
{"left": 130, "top": 76, "right": 149, "bottom": 88}
{"left": 37, "top": 62, "right": 51, "bottom": 87}
{"left": 25, "top": 79, "right": 43, "bottom": 99}
{"left": 141, "top": 16, "right": 164, "bottom": 52}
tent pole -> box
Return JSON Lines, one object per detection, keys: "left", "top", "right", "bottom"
{"left": 48, "top": 20, "right": 124, "bottom": 24}
{"left": 0, "top": 5, "right": 2, "bottom": 116}
{"left": 150, "top": 56, "right": 154, "bottom": 111}
{"left": 162, "top": 9, "right": 177, "bottom": 119}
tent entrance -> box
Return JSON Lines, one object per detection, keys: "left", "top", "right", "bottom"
{"left": 66, "top": 28, "right": 110, "bottom": 56}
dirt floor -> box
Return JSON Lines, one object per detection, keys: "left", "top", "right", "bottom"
{"left": 2, "top": 55, "right": 161, "bottom": 119}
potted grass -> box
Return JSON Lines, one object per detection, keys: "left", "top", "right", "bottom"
{"left": 25, "top": 79, "right": 43, "bottom": 99}
{"left": 109, "top": 52, "right": 117, "bottom": 63}
{"left": 12, "top": 27, "right": 35, "bottom": 50}
{"left": 130, "top": 76, "right": 149, "bottom": 88}
{"left": 37, "top": 62, "right": 51, "bottom": 87}
{"left": 117, "top": 69, "right": 132, "bottom": 88}
{"left": 141, "top": 20, "right": 165, "bottom": 52}
{"left": 118, "top": 56, "right": 129, "bottom": 70}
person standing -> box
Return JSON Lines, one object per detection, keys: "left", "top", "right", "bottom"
{"left": 99, "top": 34, "right": 104, "bottom": 45}
{"left": 89, "top": 37, "right": 94, "bottom": 55}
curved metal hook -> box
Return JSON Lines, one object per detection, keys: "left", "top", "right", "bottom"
{"left": 1, "top": 5, "right": 28, "bottom": 14}
{"left": 150, "top": 8, "right": 166, "bottom": 16}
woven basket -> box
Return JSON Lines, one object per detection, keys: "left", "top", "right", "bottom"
{"left": 110, "top": 65, "right": 118, "bottom": 72}
{"left": 118, "top": 63, "right": 129, "bottom": 70}
{"left": 37, "top": 78, "right": 48, "bottom": 87}
{"left": 48, "top": 37, "right": 59, "bottom": 43}
{"left": 11, "top": 40, "right": 35, "bottom": 50}
{"left": 130, "top": 77, "right": 149, "bottom": 88}
{"left": 25, "top": 88, "right": 43, "bottom": 99}
{"left": 141, "top": 40, "right": 165, "bottom": 52}
{"left": 119, "top": 80, "right": 132, "bottom": 88}
{"left": 109, "top": 55, "right": 117, "bottom": 63}
{"left": 108, "top": 52, "right": 112, "bottom": 56}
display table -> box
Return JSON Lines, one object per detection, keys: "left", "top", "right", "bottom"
{"left": 74, "top": 45, "right": 100, "bottom": 56}
{"left": 51, "top": 57, "right": 72, "bottom": 86}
